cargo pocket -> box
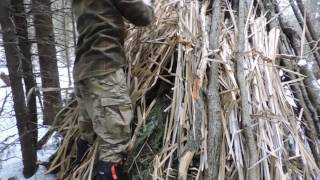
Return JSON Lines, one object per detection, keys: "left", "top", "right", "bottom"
{"left": 94, "top": 69, "right": 130, "bottom": 99}
{"left": 101, "top": 96, "right": 131, "bottom": 106}
{"left": 93, "top": 103, "right": 132, "bottom": 144}
{"left": 118, "top": 104, "right": 133, "bottom": 127}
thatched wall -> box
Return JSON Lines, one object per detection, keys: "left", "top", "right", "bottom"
{"left": 46, "top": 0, "right": 320, "bottom": 179}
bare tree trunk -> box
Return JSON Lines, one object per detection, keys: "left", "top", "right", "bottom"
{"left": 62, "top": 0, "right": 72, "bottom": 87}
{"left": 0, "top": 0, "right": 38, "bottom": 177}
{"left": 32, "top": 0, "right": 62, "bottom": 125}
{"left": 281, "top": 23, "right": 320, "bottom": 133}
{"left": 11, "top": 0, "right": 38, "bottom": 147}
{"left": 281, "top": 27, "right": 320, "bottom": 165}
{"left": 274, "top": 2, "right": 320, "bottom": 167}
{"left": 232, "top": 0, "right": 239, "bottom": 12}
{"left": 237, "top": 0, "right": 259, "bottom": 179}
{"left": 288, "top": 0, "right": 320, "bottom": 69}
{"left": 305, "top": 0, "right": 320, "bottom": 38}
{"left": 206, "top": 0, "right": 223, "bottom": 179}
{"left": 295, "top": 0, "right": 320, "bottom": 56}
{"left": 279, "top": 34, "right": 320, "bottom": 166}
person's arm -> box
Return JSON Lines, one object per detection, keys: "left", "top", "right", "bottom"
{"left": 113, "top": 0, "right": 154, "bottom": 26}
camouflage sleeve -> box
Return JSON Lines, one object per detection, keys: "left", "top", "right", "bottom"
{"left": 113, "top": 0, "right": 154, "bottom": 26}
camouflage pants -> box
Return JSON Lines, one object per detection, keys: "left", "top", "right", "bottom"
{"left": 75, "top": 69, "right": 133, "bottom": 162}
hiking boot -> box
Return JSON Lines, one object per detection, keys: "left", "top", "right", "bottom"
{"left": 96, "top": 160, "right": 131, "bottom": 180}
{"left": 76, "top": 139, "right": 90, "bottom": 164}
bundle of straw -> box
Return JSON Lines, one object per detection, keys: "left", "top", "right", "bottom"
{"left": 46, "top": 0, "right": 320, "bottom": 179}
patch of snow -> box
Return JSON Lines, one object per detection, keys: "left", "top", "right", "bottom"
{"left": 312, "top": 80, "right": 320, "bottom": 89}
{"left": 284, "top": 85, "right": 297, "bottom": 107}
{"left": 0, "top": 20, "right": 73, "bottom": 179}
{"left": 298, "top": 59, "right": 307, "bottom": 66}
{"left": 0, "top": 126, "right": 59, "bottom": 179}
{"left": 0, "top": 121, "right": 61, "bottom": 179}
{"left": 0, "top": 67, "right": 9, "bottom": 87}
{"left": 279, "top": 70, "right": 284, "bottom": 76}
{"left": 0, "top": 70, "right": 63, "bottom": 179}
{"left": 0, "top": 163, "right": 55, "bottom": 180}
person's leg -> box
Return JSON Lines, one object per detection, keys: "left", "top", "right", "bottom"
{"left": 82, "top": 69, "right": 132, "bottom": 162}
{"left": 74, "top": 82, "right": 96, "bottom": 163}
{"left": 78, "top": 103, "right": 96, "bottom": 144}
{"left": 80, "top": 69, "right": 133, "bottom": 178}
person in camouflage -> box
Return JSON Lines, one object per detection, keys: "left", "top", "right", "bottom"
{"left": 71, "top": 0, "right": 154, "bottom": 179}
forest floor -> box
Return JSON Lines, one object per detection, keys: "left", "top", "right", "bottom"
{"left": 0, "top": 65, "right": 71, "bottom": 179}
{"left": 0, "top": 124, "right": 58, "bottom": 179}
{"left": 0, "top": 102, "right": 59, "bottom": 180}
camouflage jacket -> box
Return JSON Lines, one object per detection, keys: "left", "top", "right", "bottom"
{"left": 72, "top": 0, "right": 154, "bottom": 82}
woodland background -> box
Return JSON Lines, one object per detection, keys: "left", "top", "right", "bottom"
{"left": 0, "top": 0, "right": 320, "bottom": 179}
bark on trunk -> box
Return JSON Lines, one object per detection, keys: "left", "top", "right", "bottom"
{"left": 274, "top": 2, "right": 320, "bottom": 167}
{"left": 32, "top": 0, "right": 62, "bottom": 125}
{"left": 305, "top": 0, "right": 320, "bottom": 38}
{"left": 281, "top": 24, "right": 320, "bottom": 134}
{"left": 62, "top": 0, "right": 72, "bottom": 87}
{"left": 0, "top": 0, "right": 38, "bottom": 177}
{"left": 237, "top": 0, "right": 259, "bottom": 179}
{"left": 281, "top": 28, "right": 320, "bottom": 165}
{"left": 11, "top": 0, "right": 38, "bottom": 147}
{"left": 288, "top": 0, "right": 320, "bottom": 70}
{"left": 295, "top": 0, "right": 320, "bottom": 57}
{"left": 205, "top": 0, "right": 223, "bottom": 179}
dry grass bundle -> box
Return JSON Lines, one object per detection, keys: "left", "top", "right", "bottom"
{"left": 46, "top": 0, "right": 320, "bottom": 179}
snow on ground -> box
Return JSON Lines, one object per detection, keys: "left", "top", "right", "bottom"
{"left": 0, "top": 128, "right": 59, "bottom": 180}
{"left": 0, "top": 109, "right": 59, "bottom": 180}
{"left": 0, "top": 14, "right": 74, "bottom": 179}
{"left": 0, "top": 65, "right": 72, "bottom": 179}
{"left": 0, "top": 82, "right": 60, "bottom": 179}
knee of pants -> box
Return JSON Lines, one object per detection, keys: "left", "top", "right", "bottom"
{"left": 92, "top": 104, "right": 133, "bottom": 145}
{"left": 78, "top": 115, "right": 96, "bottom": 143}
{"left": 77, "top": 69, "right": 133, "bottom": 144}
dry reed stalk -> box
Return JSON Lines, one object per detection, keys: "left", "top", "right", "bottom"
{"left": 46, "top": 0, "right": 320, "bottom": 179}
